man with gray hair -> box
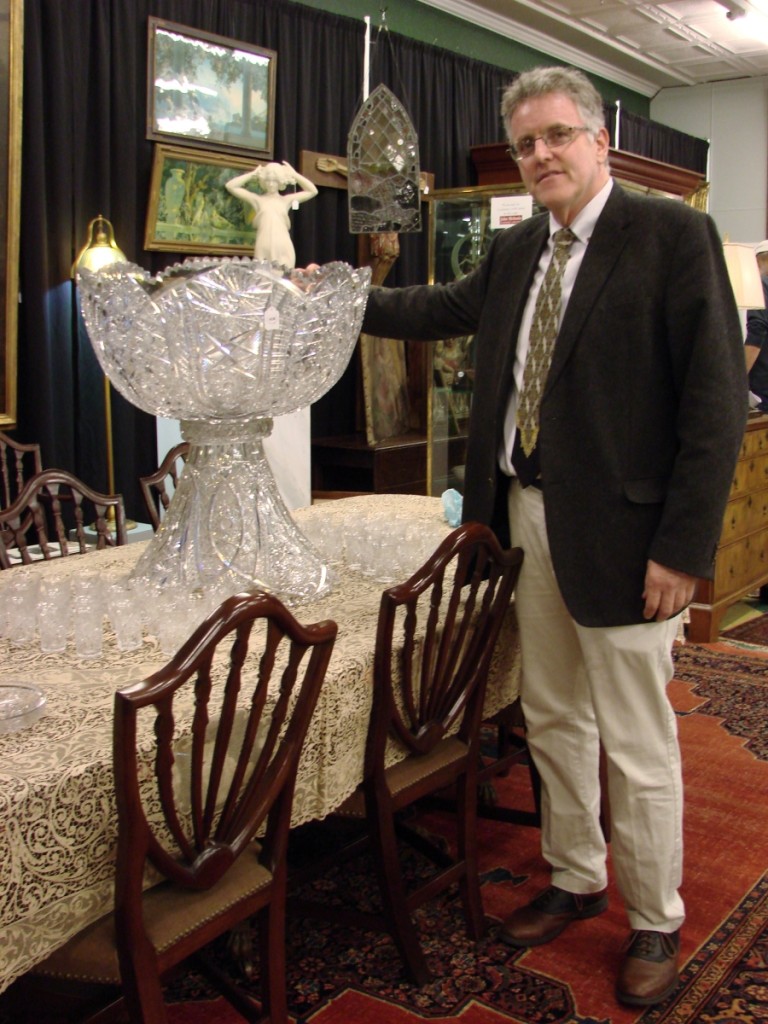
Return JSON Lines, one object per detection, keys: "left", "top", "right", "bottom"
{"left": 362, "top": 65, "right": 747, "bottom": 1005}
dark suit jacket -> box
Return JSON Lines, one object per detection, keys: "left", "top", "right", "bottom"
{"left": 363, "top": 184, "right": 748, "bottom": 626}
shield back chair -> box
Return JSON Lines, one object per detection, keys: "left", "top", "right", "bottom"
{"left": 0, "top": 430, "right": 43, "bottom": 509}
{"left": 0, "top": 468, "right": 127, "bottom": 568}
{"left": 292, "top": 523, "right": 523, "bottom": 986}
{"left": 29, "top": 591, "right": 337, "bottom": 1024}
{"left": 0, "top": 431, "right": 44, "bottom": 555}
{"left": 139, "top": 441, "right": 190, "bottom": 530}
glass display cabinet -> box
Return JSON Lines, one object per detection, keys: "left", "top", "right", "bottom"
{"left": 426, "top": 184, "right": 535, "bottom": 496}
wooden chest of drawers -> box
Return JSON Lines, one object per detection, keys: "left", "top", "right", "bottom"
{"left": 688, "top": 413, "right": 768, "bottom": 642}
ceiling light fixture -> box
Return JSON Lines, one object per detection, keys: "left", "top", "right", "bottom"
{"left": 718, "top": 0, "right": 768, "bottom": 41}
{"left": 719, "top": 0, "right": 757, "bottom": 18}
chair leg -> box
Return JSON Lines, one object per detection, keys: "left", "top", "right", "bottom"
{"left": 528, "top": 749, "right": 542, "bottom": 822}
{"left": 455, "top": 770, "right": 486, "bottom": 941}
{"left": 120, "top": 962, "right": 168, "bottom": 1023}
{"left": 193, "top": 901, "right": 285, "bottom": 1023}
{"left": 259, "top": 897, "right": 288, "bottom": 1024}
{"left": 368, "top": 797, "right": 432, "bottom": 986}
{"left": 194, "top": 951, "right": 268, "bottom": 1024}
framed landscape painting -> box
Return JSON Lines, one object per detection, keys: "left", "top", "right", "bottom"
{"left": 144, "top": 144, "right": 261, "bottom": 255}
{"left": 147, "top": 17, "right": 277, "bottom": 159}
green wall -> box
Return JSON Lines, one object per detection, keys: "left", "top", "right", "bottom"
{"left": 294, "top": 0, "right": 650, "bottom": 116}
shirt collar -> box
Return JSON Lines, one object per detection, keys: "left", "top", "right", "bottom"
{"left": 548, "top": 177, "right": 613, "bottom": 243}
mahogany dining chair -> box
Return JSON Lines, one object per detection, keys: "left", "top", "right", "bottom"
{"left": 139, "top": 441, "right": 190, "bottom": 530}
{"left": 0, "top": 468, "right": 127, "bottom": 568}
{"left": 0, "top": 430, "right": 43, "bottom": 510}
{"left": 291, "top": 523, "right": 523, "bottom": 985}
{"left": 0, "top": 431, "right": 44, "bottom": 556}
{"left": 26, "top": 590, "right": 338, "bottom": 1024}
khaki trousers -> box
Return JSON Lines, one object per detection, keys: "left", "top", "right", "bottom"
{"left": 507, "top": 480, "right": 685, "bottom": 933}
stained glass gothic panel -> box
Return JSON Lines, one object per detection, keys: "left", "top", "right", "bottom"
{"left": 347, "top": 84, "right": 421, "bottom": 234}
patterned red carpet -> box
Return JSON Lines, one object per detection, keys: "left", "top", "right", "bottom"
{"left": 163, "top": 640, "right": 768, "bottom": 1024}
{"left": 720, "top": 610, "right": 768, "bottom": 648}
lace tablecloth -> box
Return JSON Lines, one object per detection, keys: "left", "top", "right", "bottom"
{"left": 0, "top": 494, "right": 520, "bottom": 993}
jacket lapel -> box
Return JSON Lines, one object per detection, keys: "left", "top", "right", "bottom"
{"left": 546, "top": 185, "right": 632, "bottom": 388}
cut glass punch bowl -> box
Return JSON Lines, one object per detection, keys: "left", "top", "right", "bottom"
{"left": 78, "top": 257, "right": 371, "bottom": 602}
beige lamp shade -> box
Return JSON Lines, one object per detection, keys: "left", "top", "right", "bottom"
{"left": 723, "top": 241, "right": 764, "bottom": 308}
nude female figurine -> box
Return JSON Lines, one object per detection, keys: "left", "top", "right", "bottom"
{"left": 225, "top": 160, "right": 318, "bottom": 269}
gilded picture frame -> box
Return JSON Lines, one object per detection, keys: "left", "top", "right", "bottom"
{"left": 147, "top": 17, "right": 277, "bottom": 160}
{"left": 144, "top": 144, "right": 261, "bottom": 255}
{"left": 0, "top": 0, "right": 23, "bottom": 427}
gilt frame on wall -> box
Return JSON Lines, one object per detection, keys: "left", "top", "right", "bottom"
{"left": 147, "top": 17, "right": 277, "bottom": 160}
{"left": 0, "top": 0, "right": 23, "bottom": 427}
{"left": 144, "top": 143, "right": 261, "bottom": 255}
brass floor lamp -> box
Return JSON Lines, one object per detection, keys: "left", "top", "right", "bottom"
{"left": 71, "top": 214, "right": 131, "bottom": 523}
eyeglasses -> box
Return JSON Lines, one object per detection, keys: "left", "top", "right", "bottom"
{"left": 507, "top": 125, "right": 589, "bottom": 161}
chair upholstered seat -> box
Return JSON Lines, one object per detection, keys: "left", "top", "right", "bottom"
{"left": 36, "top": 844, "right": 271, "bottom": 985}
{"left": 336, "top": 737, "right": 469, "bottom": 818}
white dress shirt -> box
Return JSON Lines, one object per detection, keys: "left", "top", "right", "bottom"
{"left": 499, "top": 178, "right": 614, "bottom": 476}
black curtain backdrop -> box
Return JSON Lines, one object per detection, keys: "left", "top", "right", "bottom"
{"left": 16, "top": 0, "right": 708, "bottom": 518}
{"left": 618, "top": 108, "right": 709, "bottom": 174}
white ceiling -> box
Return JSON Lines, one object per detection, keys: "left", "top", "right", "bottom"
{"left": 420, "top": 0, "right": 768, "bottom": 96}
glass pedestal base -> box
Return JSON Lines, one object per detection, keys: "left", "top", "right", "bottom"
{"left": 130, "top": 418, "right": 333, "bottom": 604}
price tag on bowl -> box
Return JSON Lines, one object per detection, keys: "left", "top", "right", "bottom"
{"left": 264, "top": 306, "right": 280, "bottom": 330}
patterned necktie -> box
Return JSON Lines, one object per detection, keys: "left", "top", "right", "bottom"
{"left": 515, "top": 227, "right": 576, "bottom": 458}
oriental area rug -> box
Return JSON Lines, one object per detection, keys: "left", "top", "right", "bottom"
{"left": 720, "top": 609, "right": 768, "bottom": 648}
{"left": 156, "top": 640, "right": 768, "bottom": 1024}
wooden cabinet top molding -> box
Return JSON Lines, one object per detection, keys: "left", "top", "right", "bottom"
{"left": 470, "top": 144, "right": 706, "bottom": 205}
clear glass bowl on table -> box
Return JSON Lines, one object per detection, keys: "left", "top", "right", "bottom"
{"left": 77, "top": 257, "right": 371, "bottom": 608}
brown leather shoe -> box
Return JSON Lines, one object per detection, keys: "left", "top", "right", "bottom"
{"left": 616, "top": 929, "right": 680, "bottom": 1006}
{"left": 499, "top": 885, "right": 608, "bottom": 948}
